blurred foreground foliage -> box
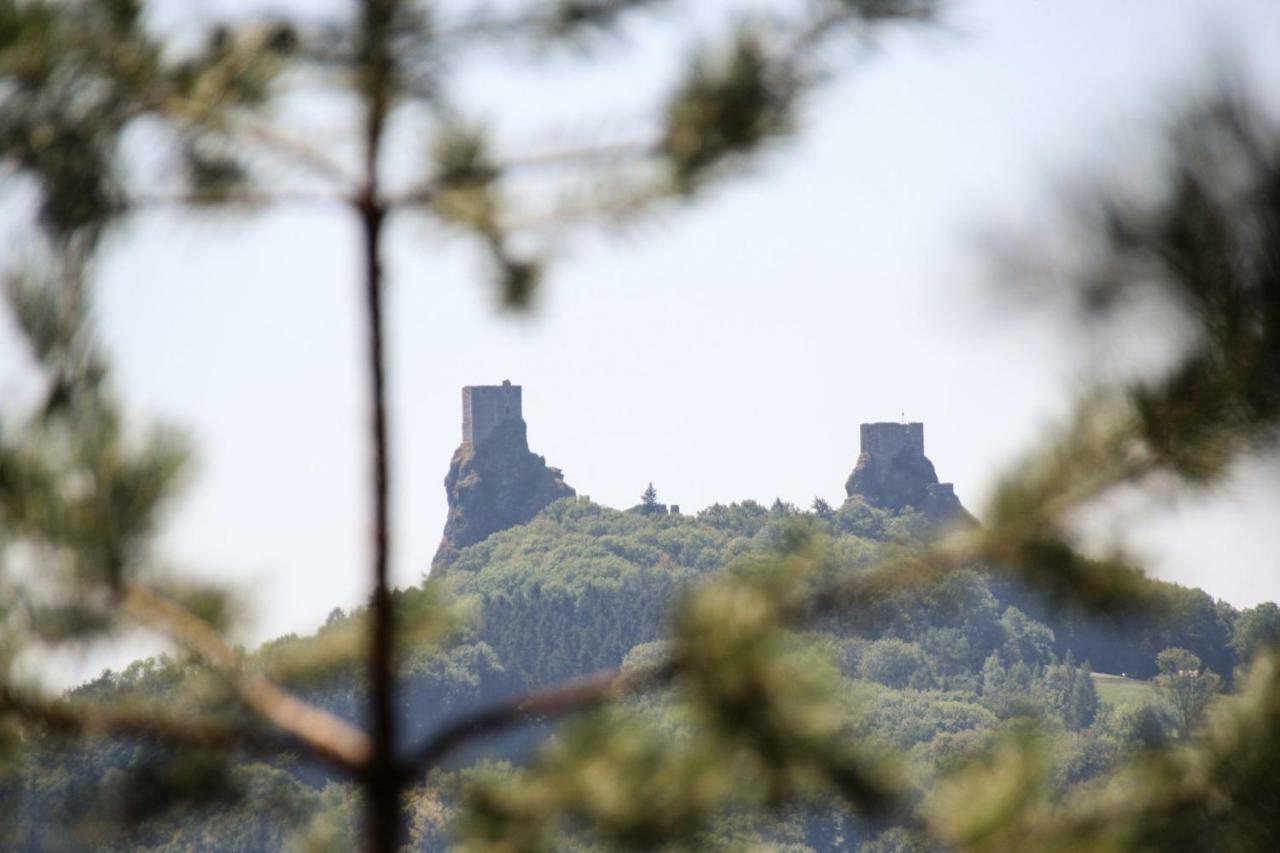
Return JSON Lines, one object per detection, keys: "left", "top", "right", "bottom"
{"left": 0, "top": 0, "right": 1279, "bottom": 851}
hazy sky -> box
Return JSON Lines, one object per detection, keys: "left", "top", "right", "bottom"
{"left": 3, "top": 1, "right": 1279, "bottom": 677}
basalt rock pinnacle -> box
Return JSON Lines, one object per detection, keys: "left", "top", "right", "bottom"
{"left": 432, "top": 383, "right": 574, "bottom": 570}
{"left": 845, "top": 422, "right": 970, "bottom": 524}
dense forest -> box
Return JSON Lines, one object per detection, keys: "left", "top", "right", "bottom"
{"left": 5, "top": 494, "right": 1271, "bottom": 850}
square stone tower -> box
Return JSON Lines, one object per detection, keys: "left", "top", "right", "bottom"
{"left": 860, "top": 422, "right": 925, "bottom": 458}
{"left": 462, "top": 380, "right": 522, "bottom": 446}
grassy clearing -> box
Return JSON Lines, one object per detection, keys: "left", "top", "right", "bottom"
{"left": 1092, "top": 672, "right": 1156, "bottom": 707}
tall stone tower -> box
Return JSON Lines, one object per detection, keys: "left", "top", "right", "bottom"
{"left": 859, "top": 422, "right": 924, "bottom": 459}
{"left": 433, "top": 382, "right": 574, "bottom": 570}
{"left": 845, "top": 421, "right": 968, "bottom": 524}
{"left": 462, "top": 380, "right": 522, "bottom": 446}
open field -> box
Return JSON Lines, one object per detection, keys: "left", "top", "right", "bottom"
{"left": 1092, "top": 672, "right": 1156, "bottom": 707}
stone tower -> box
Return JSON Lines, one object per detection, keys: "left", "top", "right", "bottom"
{"left": 462, "top": 380, "right": 522, "bottom": 446}
{"left": 845, "top": 421, "right": 969, "bottom": 524}
{"left": 433, "top": 382, "right": 574, "bottom": 570}
{"left": 859, "top": 422, "right": 924, "bottom": 459}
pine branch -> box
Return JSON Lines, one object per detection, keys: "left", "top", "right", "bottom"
{"left": 401, "top": 662, "right": 677, "bottom": 779}
{"left": 0, "top": 684, "right": 313, "bottom": 764}
{"left": 232, "top": 114, "right": 357, "bottom": 186}
{"left": 127, "top": 189, "right": 339, "bottom": 208}
{"left": 432, "top": 1, "right": 660, "bottom": 46}
{"left": 123, "top": 585, "right": 372, "bottom": 771}
{"left": 388, "top": 137, "right": 654, "bottom": 210}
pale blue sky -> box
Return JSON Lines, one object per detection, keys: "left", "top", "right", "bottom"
{"left": 3, "top": 1, "right": 1279, "bottom": 675}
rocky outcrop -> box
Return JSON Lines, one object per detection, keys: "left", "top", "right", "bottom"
{"left": 432, "top": 418, "right": 574, "bottom": 569}
{"left": 844, "top": 422, "right": 971, "bottom": 525}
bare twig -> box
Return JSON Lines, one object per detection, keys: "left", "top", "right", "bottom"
{"left": 234, "top": 114, "right": 358, "bottom": 187}
{"left": 127, "top": 189, "right": 341, "bottom": 209}
{"left": 123, "top": 585, "right": 372, "bottom": 770}
{"left": 157, "top": 96, "right": 356, "bottom": 189}
{"left": 401, "top": 662, "right": 677, "bottom": 778}
{"left": 430, "top": 0, "right": 662, "bottom": 45}
{"left": 0, "top": 684, "right": 316, "bottom": 763}
{"left": 389, "top": 137, "right": 654, "bottom": 209}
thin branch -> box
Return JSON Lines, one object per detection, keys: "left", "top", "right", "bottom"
{"left": 431, "top": 0, "right": 660, "bottom": 46}
{"left": 432, "top": 10, "right": 544, "bottom": 43}
{"left": 126, "top": 189, "right": 342, "bottom": 209}
{"left": 234, "top": 114, "right": 358, "bottom": 187}
{"left": 490, "top": 180, "right": 670, "bottom": 234}
{"left": 401, "top": 662, "right": 677, "bottom": 778}
{"left": 500, "top": 137, "right": 655, "bottom": 173}
{"left": 157, "top": 97, "right": 357, "bottom": 189}
{"left": 387, "top": 137, "right": 654, "bottom": 210}
{"left": 0, "top": 684, "right": 309, "bottom": 762}
{"left": 123, "top": 585, "right": 372, "bottom": 771}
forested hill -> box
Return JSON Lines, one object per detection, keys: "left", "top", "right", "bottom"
{"left": 7, "top": 496, "right": 1271, "bottom": 850}
{"left": 441, "top": 496, "right": 1241, "bottom": 688}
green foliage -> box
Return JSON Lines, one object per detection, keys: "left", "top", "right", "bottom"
{"left": 1231, "top": 602, "right": 1280, "bottom": 663}
{"left": 859, "top": 638, "right": 934, "bottom": 690}
{"left": 1, "top": 2, "right": 1279, "bottom": 851}
{"left": 670, "top": 546, "right": 907, "bottom": 815}
{"left": 1041, "top": 656, "right": 1099, "bottom": 731}
{"left": 3, "top": 493, "right": 1266, "bottom": 849}
{"left": 429, "top": 122, "right": 500, "bottom": 229}
{"left": 1109, "top": 702, "right": 1169, "bottom": 753}
{"left": 662, "top": 29, "right": 797, "bottom": 193}
{"left": 182, "top": 142, "right": 252, "bottom": 206}
{"left": 997, "top": 607, "right": 1056, "bottom": 668}
{"left": 0, "top": 0, "right": 292, "bottom": 244}
{"left": 0, "top": 258, "right": 192, "bottom": 652}
{"left": 457, "top": 541, "right": 914, "bottom": 851}
{"left": 945, "top": 652, "right": 1280, "bottom": 852}
{"left": 853, "top": 684, "right": 998, "bottom": 753}
{"left": 1154, "top": 646, "right": 1221, "bottom": 739}
{"left": 458, "top": 710, "right": 732, "bottom": 851}
{"left": 446, "top": 500, "right": 696, "bottom": 685}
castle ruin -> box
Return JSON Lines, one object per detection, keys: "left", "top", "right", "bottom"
{"left": 859, "top": 422, "right": 925, "bottom": 459}
{"left": 437, "top": 388, "right": 970, "bottom": 569}
{"left": 845, "top": 421, "right": 968, "bottom": 523}
{"left": 435, "top": 381, "right": 575, "bottom": 569}
{"left": 462, "top": 380, "right": 522, "bottom": 446}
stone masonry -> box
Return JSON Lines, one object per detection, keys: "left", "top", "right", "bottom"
{"left": 462, "top": 380, "right": 522, "bottom": 447}
{"left": 845, "top": 422, "right": 969, "bottom": 524}
{"left": 433, "top": 382, "right": 575, "bottom": 570}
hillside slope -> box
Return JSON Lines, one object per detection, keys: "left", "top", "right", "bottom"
{"left": 3, "top": 497, "right": 1258, "bottom": 850}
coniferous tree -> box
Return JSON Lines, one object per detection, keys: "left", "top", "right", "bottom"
{"left": 0, "top": 3, "right": 950, "bottom": 848}
{"left": 1, "top": 3, "right": 1279, "bottom": 852}
{"left": 1068, "top": 661, "right": 1099, "bottom": 731}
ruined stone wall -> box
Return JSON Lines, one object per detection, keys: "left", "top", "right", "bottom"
{"left": 860, "top": 422, "right": 925, "bottom": 458}
{"left": 463, "top": 381, "right": 523, "bottom": 446}
{"left": 436, "top": 393, "right": 574, "bottom": 569}
{"left": 846, "top": 421, "right": 971, "bottom": 525}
